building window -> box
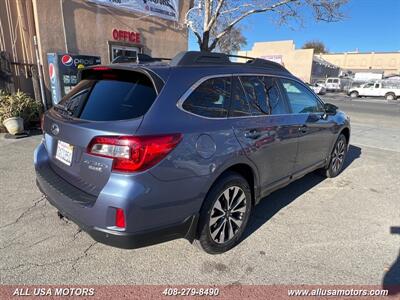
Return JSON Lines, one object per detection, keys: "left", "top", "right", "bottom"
{"left": 109, "top": 43, "right": 141, "bottom": 63}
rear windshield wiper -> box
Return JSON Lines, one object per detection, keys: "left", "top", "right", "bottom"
{"left": 54, "top": 104, "right": 73, "bottom": 116}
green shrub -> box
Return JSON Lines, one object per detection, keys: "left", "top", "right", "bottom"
{"left": 0, "top": 90, "right": 41, "bottom": 124}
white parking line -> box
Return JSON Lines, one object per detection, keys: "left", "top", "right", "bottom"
{"left": 351, "top": 142, "right": 400, "bottom": 153}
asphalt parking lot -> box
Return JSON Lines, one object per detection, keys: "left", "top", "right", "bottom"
{"left": 0, "top": 94, "right": 399, "bottom": 287}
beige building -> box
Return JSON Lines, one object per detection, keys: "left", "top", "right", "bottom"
{"left": 320, "top": 52, "right": 400, "bottom": 76}
{"left": 238, "top": 40, "right": 315, "bottom": 82}
{"left": 238, "top": 40, "right": 400, "bottom": 82}
{"left": 0, "top": 0, "right": 191, "bottom": 105}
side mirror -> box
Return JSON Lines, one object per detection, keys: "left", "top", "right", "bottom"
{"left": 324, "top": 103, "right": 338, "bottom": 115}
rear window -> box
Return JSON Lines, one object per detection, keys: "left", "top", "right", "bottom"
{"left": 56, "top": 69, "right": 157, "bottom": 121}
{"left": 182, "top": 77, "right": 231, "bottom": 118}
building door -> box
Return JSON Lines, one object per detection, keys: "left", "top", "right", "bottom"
{"left": 110, "top": 44, "right": 140, "bottom": 62}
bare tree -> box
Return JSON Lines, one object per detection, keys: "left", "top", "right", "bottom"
{"left": 302, "top": 40, "right": 328, "bottom": 53}
{"left": 214, "top": 25, "right": 247, "bottom": 54}
{"left": 185, "top": 0, "right": 348, "bottom": 52}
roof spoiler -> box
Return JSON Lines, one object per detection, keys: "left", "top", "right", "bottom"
{"left": 112, "top": 54, "right": 172, "bottom": 64}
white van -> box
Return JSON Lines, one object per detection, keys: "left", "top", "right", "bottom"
{"left": 325, "top": 78, "right": 341, "bottom": 91}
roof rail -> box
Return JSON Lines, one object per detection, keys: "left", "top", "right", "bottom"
{"left": 170, "top": 51, "right": 288, "bottom": 72}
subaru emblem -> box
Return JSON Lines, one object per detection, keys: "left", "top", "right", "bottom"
{"left": 51, "top": 123, "right": 60, "bottom": 136}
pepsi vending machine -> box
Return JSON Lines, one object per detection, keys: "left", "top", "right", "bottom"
{"left": 47, "top": 53, "right": 101, "bottom": 106}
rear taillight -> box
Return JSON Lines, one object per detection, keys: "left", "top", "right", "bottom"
{"left": 87, "top": 134, "right": 182, "bottom": 172}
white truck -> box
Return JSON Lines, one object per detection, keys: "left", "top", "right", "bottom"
{"left": 348, "top": 81, "right": 400, "bottom": 100}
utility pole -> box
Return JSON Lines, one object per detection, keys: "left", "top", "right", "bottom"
{"left": 33, "top": 35, "right": 46, "bottom": 110}
{"left": 60, "top": 0, "right": 68, "bottom": 53}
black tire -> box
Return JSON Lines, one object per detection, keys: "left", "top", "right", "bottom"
{"left": 385, "top": 93, "right": 396, "bottom": 101}
{"left": 350, "top": 91, "right": 359, "bottom": 98}
{"left": 194, "top": 172, "right": 252, "bottom": 254}
{"left": 323, "top": 134, "right": 348, "bottom": 178}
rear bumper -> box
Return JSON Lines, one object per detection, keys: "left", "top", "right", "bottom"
{"left": 34, "top": 143, "right": 200, "bottom": 249}
{"left": 37, "top": 178, "right": 197, "bottom": 249}
{"left": 36, "top": 173, "right": 198, "bottom": 249}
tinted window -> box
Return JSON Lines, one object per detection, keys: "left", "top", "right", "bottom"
{"left": 281, "top": 79, "right": 324, "bottom": 114}
{"left": 58, "top": 70, "right": 157, "bottom": 121}
{"left": 229, "top": 77, "right": 251, "bottom": 117}
{"left": 240, "top": 76, "right": 268, "bottom": 116}
{"left": 263, "top": 77, "right": 288, "bottom": 115}
{"left": 182, "top": 77, "right": 231, "bottom": 118}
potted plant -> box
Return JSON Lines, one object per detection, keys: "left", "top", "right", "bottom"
{"left": 0, "top": 90, "right": 41, "bottom": 135}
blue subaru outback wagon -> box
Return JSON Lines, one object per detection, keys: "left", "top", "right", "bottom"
{"left": 34, "top": 51, "right": 350, "bottom": 254}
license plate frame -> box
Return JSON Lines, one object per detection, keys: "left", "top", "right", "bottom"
{"left": 55, "top": 140, "right": 74, "bottom": 166}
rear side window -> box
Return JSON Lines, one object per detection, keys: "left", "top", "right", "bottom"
{"left": 263, "top": 77, "right": 288, "bottom": 115}
{"left": 240, "top": 76, "right": 268, "bottom": 116}
{"left": 230, "top": 77, "right": 251, "bottom": 117}
{"left": 281, "top": 79, "right": 324, "bottom": 114}
{"left": 58, "top": 70, "right": 157, "bottom": 121}
{"left": 239, "top": 76, "right": 289, "bottom": 116}
{"left": 182, "top": 77, "right": 231, "bottom": 118}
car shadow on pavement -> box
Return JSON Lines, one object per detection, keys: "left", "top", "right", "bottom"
{"left": 241, "top": 144, "right": 362, "bottom": 242}
{"left": 342, "top": 144, "right": 362, "bottom": 170}
{"left": 382, "top": 227, "right": 400, "bottom": 295}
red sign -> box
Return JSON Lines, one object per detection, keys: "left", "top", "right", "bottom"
{"left": 112, "top": 29, "right": 141, "bottom": 44}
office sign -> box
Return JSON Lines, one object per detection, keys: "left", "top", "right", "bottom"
{"left": 112, "top": 29, "right": 141, "bottom": 43}
{"left": 88, "top": 0, "right": 180, "bottom": 21}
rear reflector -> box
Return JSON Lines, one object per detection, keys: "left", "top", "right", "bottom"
{"left": 115, "top": 208, "right": 125, "bottom": 228}
{"left": 87, "top": 134, "right": 182, "bottom": 172}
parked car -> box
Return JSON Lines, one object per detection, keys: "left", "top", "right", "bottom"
{"left": 348, "top": 81, "right": 400, "bottom": 100}
{"left": 324, "top": 77, "right": 340, "bottom": 91}
{"left": 308, "top": 83, "right": 326, "bottom": 95}
{"left": 315, "top": 80, "right": 326, "bottom": 88}
{"left": 34, "top": 51, "right": 351, "bottom": 254}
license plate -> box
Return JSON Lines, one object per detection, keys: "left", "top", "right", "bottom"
{"left": 55, "top": 140, "right": 74, "bottom": 166}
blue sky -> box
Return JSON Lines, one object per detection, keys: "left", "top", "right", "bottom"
{"left": 188, "top": 0, "right": 400, "bottom": 53}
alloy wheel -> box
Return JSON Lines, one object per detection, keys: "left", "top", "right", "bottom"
{"left": 209, "top": 186, "right": 247, "bottom": 244}
{"left": 331, "top": 139, "right": 346, "bottom": 173}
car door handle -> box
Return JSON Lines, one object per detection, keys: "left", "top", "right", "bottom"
{"left": 298, "top": 125, "right": 308, "bottom": 134}
{"left": 244, "top": 130, "right": 261, "bottom": 139}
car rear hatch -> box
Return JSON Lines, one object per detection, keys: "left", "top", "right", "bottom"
{"left": 42, "top": 67, "right": 162, "bottom": 196}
